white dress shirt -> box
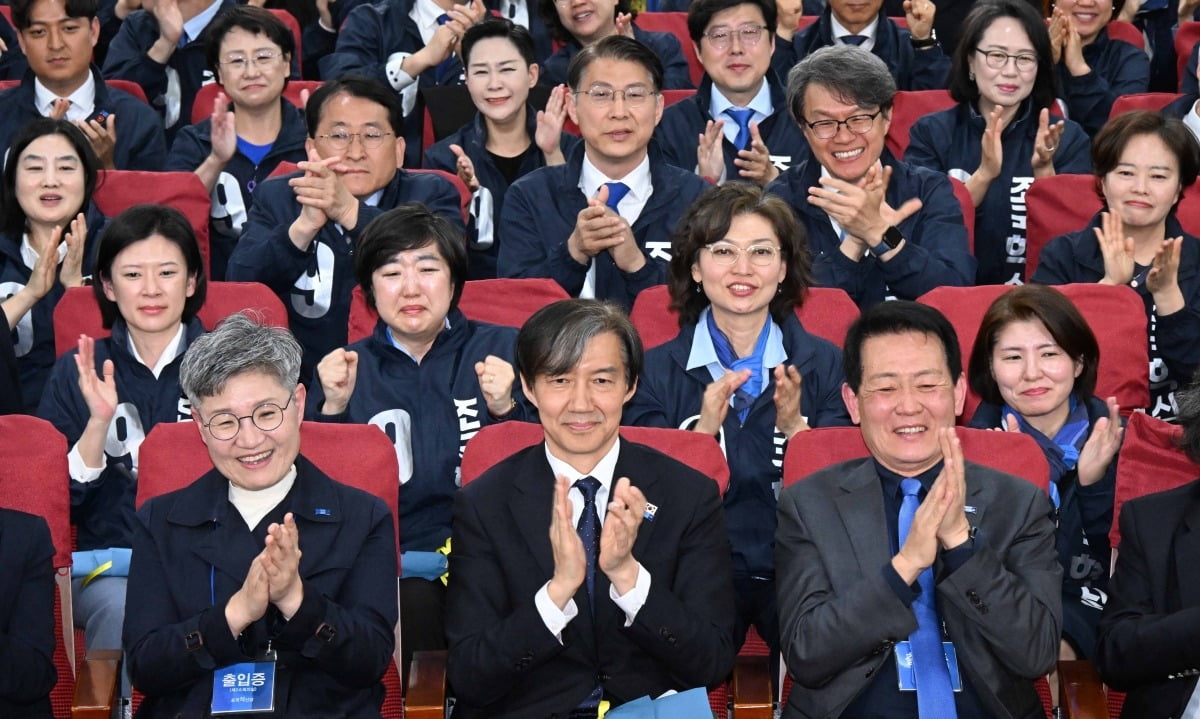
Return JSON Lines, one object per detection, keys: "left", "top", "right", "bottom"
{"left": 385, "top": 0, "right": 454, "bottom": 116}
{"left": 576, "top": 153, "right": 653, "bottom": 298}
{"left": 831, "top": 14, "right": 879, "bottom": 52}
{"left": 34, "top": 73, "right": 97, "bottom": 122}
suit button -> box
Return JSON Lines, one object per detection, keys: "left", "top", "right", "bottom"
{"left": 966, "top": 590, "right": 981, "bottom": 605}
{"left": 659, "top": 627, "right": 675, "bottom": 643}
{"left": 598, "top": 672, "right": 610, "bottom": 683}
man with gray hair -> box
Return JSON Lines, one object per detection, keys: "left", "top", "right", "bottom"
{"left": 445, "top": 299, "right": 737, "bottom": 718}
{"left": 122, "top": 313, "right": 399, "bottom": 717}
{"left": 766, "top": 45, "right": 975, "bottom": 308}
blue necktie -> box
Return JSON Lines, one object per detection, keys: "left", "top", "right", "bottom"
{"left": 842, "top": 34, "right": 868, "bottom": 46}
{"left": 898, "top": 478, "right": 957, "bottom": 718}
{"left": 177, "top": 31, "right": 189, "bottom": 48}
{"left": 435, "top": 14, "right": 456, "bottom": 83}
{"left": 724, "top": 107, "right": 754, "bottom": 151}
{"left": 574, "top": 476, "right": 602, "bottom": 613}
{"left": 603, "top": 182, "right": 630, "bottom": 213}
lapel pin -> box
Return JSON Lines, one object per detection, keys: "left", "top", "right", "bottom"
{"left": 643, "top": 503, "right": 658, "bottom": 522}
{"left": 964, "top": 506, "right": 977, "bottom": 514}
{"left": 314, "top": 508, "right": 331, "bottom": 516}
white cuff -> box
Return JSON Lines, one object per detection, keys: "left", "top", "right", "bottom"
{"left": 318, "top": 18, "right": 336, "bottom": 33}
{"left": 385, "top": 52, "right": 421, "bottom": 117}
{"left": 68, "top": 443, "right": 106, "bottom": 483}
{"left": 534, "top": 581, "right": 578, "bottom": 643}
{"left": 609, "top": 562, "right": 650, "bottom": 627}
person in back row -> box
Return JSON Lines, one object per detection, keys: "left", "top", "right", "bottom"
{"left": 498, "top": 36, "right": 708, "bottom": 308}
{"left": 228, "top": 76, "right": 465, "bottom": 376}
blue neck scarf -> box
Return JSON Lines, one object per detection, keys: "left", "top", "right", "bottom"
{"left": 1003, "top": 395, "right": 1091, "bottom": 509}
{"left": 706, "top": 312, "right": 770, "bottom": 423}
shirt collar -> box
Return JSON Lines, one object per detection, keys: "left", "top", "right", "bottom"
{"left": 874, "top": 457, "right": 944, "bottom": 499}
{"left": 1185, "top": 101, "right": 1200, "bottom": 143}
{"left": 578, "top": 153, "right": 652, "bottom": 208}
{"left": 709, "top": 77, "right": 773, "bottom": 121}
{"left": 127, "top": 322, "right": 187, "bottom": 379}
{"left": 415, "top": 0, "right": 448, "bottom": 30}
{"left": 686, "top": 306, "right": 788, "bottom": 371}
{"left": 34, "top": 72, "right": 96, "bottom": 120}
{"left": 830, "top": 14, "right": 878, "bottom": 42}
{"left": 19, "top": 233, "right": 67, "bottom": 270}
{"left": 183, "top": 0, "right": 224, "bottom": 45}
{"left": 544, "top": 436, "right": 622, "bottom": 490}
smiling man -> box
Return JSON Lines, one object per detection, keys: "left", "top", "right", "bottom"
{"left": 498, "top": 36, "right": 708, "bottom": 308}
{"left": 766, "top": 46, "right": 974, "bottom": 307}
{"left": 775, "top": 300, "right": 1061, "bottom": 719}
{"left": 0, "top": 0, "right": 166, "bottom": 169}
{"left": 446, "top": 298, "right": 736, "bottom": 718}
{"left": 655, "top": 0, "right": 809, "bottom": 186}
{"left": 227, "top": 76, "right": 465, "bottom": 374}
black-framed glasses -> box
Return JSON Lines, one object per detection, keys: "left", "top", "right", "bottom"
{"left": 703, "top": 241, "right": 782, "bottom": 266}
{"left": 803, "top": 109, "right": 883, "bottom": 140}
{"left": 574, "top": 84, "right": 657, "bottom": 108}
{"left": 701, "top": 24, "right": 769, "bottom": 50}
{"left": 198, "top": 394, "right": 295, "bottom": 441}
{"left": 974, "top": 48, "right": 1037, "bottom": 72}
{"left": 316, "top": 130, "right": 395, "bottom": 150}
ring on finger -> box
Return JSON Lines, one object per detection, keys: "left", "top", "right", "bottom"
{"left": 1043, "top": 144, "right": 1057, "bottom": 153}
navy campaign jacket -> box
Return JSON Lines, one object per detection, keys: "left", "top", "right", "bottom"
{"left": 0, "top": 509, "right": 56, "bottom": 719}
{"left": 539, "top": 26, "right": 693, "bottom": 90}
{"left": 1054, "top": 27, "right": 1149, "bottom": 136}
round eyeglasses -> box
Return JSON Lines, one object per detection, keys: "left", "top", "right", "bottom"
{"left": 701, "top": 24, "right": 768, "bottom": 51}
{"left": 974, "top": 48, "right": 1037, "bottom": 72}
{"left": 316, "top": 130, "right": 395, "bottom": 151}
{"left": 198, "top": 394, "right": 295, "bottom": 441}
{"left": 703, "top": 241, "right": 782, "bottom": 266}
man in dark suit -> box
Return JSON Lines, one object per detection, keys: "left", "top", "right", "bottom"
{"left": 0, "top": 507, "right": 56, "bottom": 717}
{"left": 775, "top": 300, "right": 1061, "bottom": 718}
{"left": 446, "top": 299, "right": 737, "bottom": 718}
{"left": 1096, "top": 380, "right": 1200, "bottom": 717}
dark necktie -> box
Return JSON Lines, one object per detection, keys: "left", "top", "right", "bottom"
{"left": 898, "top": 478, "right": 957, "bottom": 718}
{"left": 435, "top": 14, "right": 456, "bottom": 83}
{"left": 574, "top": 476, "right": 602, "bottom": 612}
{"left": 723, "top": 107, "right": 754, "bottom": 151}
{"left": 842, "top": 34, "right": 868, "bottom": 46}
{"left": 604, "top": 182, "right": 630, "bottom": 214}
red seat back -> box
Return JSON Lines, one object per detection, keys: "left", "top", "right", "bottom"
{"left": 635, "top": 12, "right": 702, "bottom": 86}
{"left": 1106, "top": 19, "right": 1145, "bottom": 49}
{"left": 1175, "top": 22, "right": 1200, "bottom": 91}
{"left": 93, "top": 170, "right": 213, "bottom": 278}
{"left": 107, "top": 78, "right": 150, "bottom": 104}
{"left": 190, "top": 80, "right": 322, "bottom": 125}
{"left": 53, "top": 282, "right": 289, "bottom": 357}
{"left": 268, "top": 8, "right": 304, "bottom": 68}
{"left": 1025, "top": 173, "right": 1100, "bottom": 278}
{"left": 1110, "top": 411, "right": 1197, "bottom": 549}
{"left": 461, "top": 421, "right": 730, "bottom": 493}
{"left": 885, "top": 89, "right": 955, "bottom": 159}
{"left": 949, "top": 176, "right": 975, "bottom": 253}
{"left": 1109, "top": 91, "right": 1183, "bottom": 119}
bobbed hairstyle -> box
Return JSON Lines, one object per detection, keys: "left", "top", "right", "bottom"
{"left": 966, "top": 285, "right": 1099, "bottom": 406}
{"left": 1092, "top": 110, "right": 1200, "bottom": 211}
{"left": 1, "top": 118, "right": 99, "bottom": 238}
{"left": 538, "top": 0, "right": 635, "bottom": 44}
{"left": 354, "top": 203, "right": 468, "bottom": 313}
{"left": 948, "top": 0, "right": 1058, "bottom": 112}
{"left": 668, "top": 182, "right": 811, "bottom": 326}
{"left": 567, "top": 35, "right": 664, "bottom": 93}
{"left": 843, "top": 300, "right": 962, "bottom": 392}
{"left": 12, "top": 0, "right": 98, "bottom": 28}
{"left": 180, "top": 312, "right": 302, "bottom": 405}
{"left": 516, "top": 299, "right": 642, "bottom": 388}
{"left": 204, "top": 6, "right": 295, "bottom": 83}
{"left": 462, "top": 17, "right": 538, "bottom": 67}
{"left": 686, "top": 0, "right": 776, "bottom": 44}
{"left": 93, "top": 204, "right": 208, "bottom": 330}
{"left": 786, "top": 45, "right": 895, "bottom": 126}
{"left": 304, "top": 76, "right": 404, "bottom": 137}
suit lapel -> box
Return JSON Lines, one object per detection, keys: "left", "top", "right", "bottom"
{"left": 1174, "top": 499, "right": 1200, "bottom": 607}
{"left": 508, "top": 446, "right": 558, "bottom": 584}
{"left": 835, "top": 462, "right": 893, "bottom": 573}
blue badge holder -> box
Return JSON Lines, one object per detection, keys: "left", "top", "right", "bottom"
{"left": 212, "top": 649, "right": 277, "bottom": 715}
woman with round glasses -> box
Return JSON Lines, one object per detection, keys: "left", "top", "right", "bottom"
{"left": 1033, "top": 110, "right": 1200, "bottom": 423}
{"left": 624, "top": 182, "right": 849, "bottom": 655}
{"left": 1, "top": 118, "right": 105, "bottom": 413}
{"left": 36, "top": 204, "right": 207, "bottom": 688}
{"left": 166, "top": 6, "right": 305, "bottom": 281}
{"left": 965, "top": 284, "right": 1121, "bottom": 663}
{"left": 905, "top": 0, "right": 1089, "bottom": 286}
{"left": 1050, "top": 0, "right": 1149, "bottom": 136}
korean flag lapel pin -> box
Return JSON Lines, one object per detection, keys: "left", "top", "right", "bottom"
{"left": 643, "top": 502, "right": 659, "bottom": 522}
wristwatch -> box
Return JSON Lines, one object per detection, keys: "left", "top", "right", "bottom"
{"left": 870, "top": 226, "right": 904, "bottom": 256}
{"left": 911, "top": 28, "right": 938, "bottom": 49}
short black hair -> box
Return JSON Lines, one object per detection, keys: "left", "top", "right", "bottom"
{"left": 12, "top": 0, "right": 98, "bottom": 29}
{"left": 462, "top": 17, "right": 537, "bottom": 67}
{"left": 516, "top": 299, "right": 642, "bottom": 388}
{"left": 843, "top": 300, "right": 962, "bottom": 392}
{"left": 304, "top": 76, "right": 404, "bottom": 137}
{"left": 204, "top": 5, "right": 295, "bottom": 81}
{"left": 1092, "top": 110, "right": 1200, "bottom": 210}
{"left": 354, "top": 204, "right": 469, "bottom": 312}
{"left": 1, "top": 118, "right": 99, "bottom": 238}
{"left": 948, "top": 0, "right": 1058, "bottom": 112}
{"left": 686, "top": 0, "right": 775, "bottom": 44}
{"left": 93, "top": 205, "right": 208, "bottom": 330}
{"left": 538, "top": 0, "right": 635, "bottom": 43}
{"left": 566, "top": 35, "right": 665, "bottom": 93}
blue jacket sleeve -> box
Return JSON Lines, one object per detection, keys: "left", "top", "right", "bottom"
{"left": 497, "top": 175, "right": 589, "bottom": 296}
{"left": 166, "top": 124, "right": 211, "bottom": 172}
{"left": 876, "top": 170, "right": 976, "bottom": 298}
{"left": 902, "top": 115, "right": 945, "bottom": 170}
{"left": 1029, "top": 233, "right": 1087, "bottom": 285}
{"left": 1053, "top": 121, "right": 1093, "bottom": 174}
{"left": 1059, "top": 42, "right": 1150, "bottom": 136}
{"left": 909, "top": 45, "right": 951, "bottom": 90}
{"left": 653, "top": 32, "right": 693, "bottom": 90}
{"left": 226, "top": 178, "right": 316, "bottom": 293}
{"left": 101, "top": 12, "right": 169, "bottom": 109}
{"left": 318, "top": 3, "right": 392, "bottom": 86}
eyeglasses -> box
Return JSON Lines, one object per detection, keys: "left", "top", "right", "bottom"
{"left": 703, "top": 241, "right": 782, "bottom": 266}
{"left": 702, "top": 23, "right": 769, "bottom": 50}
{"left": 198, "top": 394, "right": 294, "bottom": 441}
{"left": 574, "top": 84, "right": 657, "bottom": 108}
{"left": 802, "top": 109, "right": 883, "bottom": 140}
{"left": 219, "top": 50, "right": 283, "bottom": 72}
{"left": 316, "top": 130, "right": 395, "bottom": 150}
{"left": 974, "top": 48, "right": 1038, "bottom": 72}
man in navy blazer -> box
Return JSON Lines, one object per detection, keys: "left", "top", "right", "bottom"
{"left": 123, "top": 314, "right": 398, "bottom": 718}
{"left": 0, "top": 507, "right": 56, "bottom": 718}
{"left": 775, "top": 301, "right": 1060, "bottom": 718}
{"left": 446, "top": 299, "right": 737, "bottom": 718}
{"left": 498, "top": 36, "right": 708, "bottom": 309}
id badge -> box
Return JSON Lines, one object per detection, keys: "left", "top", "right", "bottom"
{"left": 212, "top": 648, "right": 277, "bottom": 714}
{"left": 893, "top": 641, "right": 964, "bottom": 692}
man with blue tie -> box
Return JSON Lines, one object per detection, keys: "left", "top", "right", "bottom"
{"left": 445, "top": 299, "right": 737, "bottom": 718}
{"left": 497, "top": 35, "right": 708, "bottom": 309}
{"left": 774, "top": 300, "right": 1061, "bottom": 718}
